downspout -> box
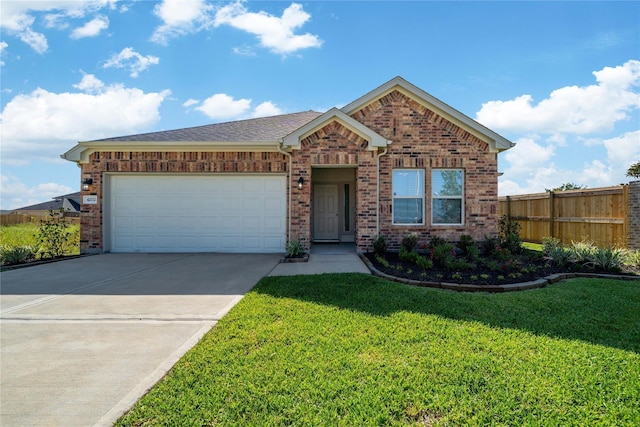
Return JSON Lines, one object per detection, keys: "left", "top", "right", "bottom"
{"left": 277, "top": 143, "right": 293, "bottom": 243}
{"left": 376, "top": 146, "right": 389, "bottom": 237}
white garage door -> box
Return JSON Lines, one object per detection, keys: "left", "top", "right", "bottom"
{"left": 108, "top": 174, "right": 286, "bottom": 253}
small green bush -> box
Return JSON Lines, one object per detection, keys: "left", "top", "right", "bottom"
{"left": 431, "top": 243, "right": 455, "bottom": 269}
{"left": 415, "top": 255, "right": 433, "bottom": 270}
{"left": 0, "top": 245, "right": 38, "bottom": 265}
{"left": 623, "top": 250, "right": 640, "bottom": 269}
{"left": 568, "top": 240, "right": 597, "bottom": 263}
{"left": 400, "top": 233, "right": 419, "bottom": 253}
{"left": 585, "top": 247, "right": 625, "bottom": 272}
{"left": 499, "top": 215, "right": 523, "bottom": 254}
{"left": 285, "top": 239, "right": 306, "bottom": 257}
{"left": 36, "top": 208, "right": 77, "bottom": 259}
{"left": 372, "top": 234, "right": 388, "bottom": 255}
{"left": 399, "top": 248, "right": 420, "bottom": 263}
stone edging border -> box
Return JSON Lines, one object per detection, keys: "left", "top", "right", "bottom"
{"left": 358, "top": 253, "right": 640, "bottom": 292}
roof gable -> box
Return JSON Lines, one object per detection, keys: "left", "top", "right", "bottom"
{"left": 282, "top": 107, "right": 391, "bottom": 150}
{"left": 342, "top": 76, "right": 514, "bottom": 153}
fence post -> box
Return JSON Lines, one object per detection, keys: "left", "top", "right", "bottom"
{"left": 506, "top": 195, "right": 511, "bottom": 219}
{"left": 548, "top": 191, "right": 555, "bottom": 240}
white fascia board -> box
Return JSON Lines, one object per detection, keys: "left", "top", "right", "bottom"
{"left": 342, "top": 76, "right": 514, "bottom": 153}
{"left": 282, "top": 107, "right": 391, "bottom": 150}
{"left": 60, "top": 140, "right": 282, "bottom": 164}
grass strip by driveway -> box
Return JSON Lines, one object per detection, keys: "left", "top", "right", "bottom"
{"left": 117, "top": 274, "right": 640, "bottom": 426}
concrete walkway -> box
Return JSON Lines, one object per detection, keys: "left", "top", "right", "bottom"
{"left": 269, "top": 243, "right": 370, "bottom": 276}
{"left": 0, "top": 253, "right": 280, "bottom": 427}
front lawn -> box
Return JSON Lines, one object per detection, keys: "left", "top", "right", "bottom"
{"left": 117, "top": 274, "right": 640, "bottom": 426}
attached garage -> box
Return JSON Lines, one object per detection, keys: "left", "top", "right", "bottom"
{"left": 106, "top": 174, "right": 286, "bottom": 253}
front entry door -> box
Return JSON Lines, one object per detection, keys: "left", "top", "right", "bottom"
{"left": 313, "top": 184, "right": 339, "bottom": 241}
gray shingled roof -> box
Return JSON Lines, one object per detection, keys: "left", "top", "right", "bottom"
{"left": 14, "top": 192, "right": 81, "bottom": 213}
{"left": 89, "top": 111, "right": 323, "bottom": 143}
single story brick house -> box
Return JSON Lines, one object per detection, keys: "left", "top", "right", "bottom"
{"left": 62, "top": 77, "right": 514, "bottom": 254}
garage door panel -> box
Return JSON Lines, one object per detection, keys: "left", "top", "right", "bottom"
{"left": 110, "top": 175, "right": 286, "bottom": 253}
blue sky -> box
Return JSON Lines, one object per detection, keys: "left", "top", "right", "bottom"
{"left": 1, "top": 0, "right": 639, "bottom": 210}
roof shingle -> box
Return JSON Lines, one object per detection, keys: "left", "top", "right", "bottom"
{"left": 89, "top": 111, "right": 323, "bottom": 143}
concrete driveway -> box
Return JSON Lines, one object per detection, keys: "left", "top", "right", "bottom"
{"left": 0, "top": 253, "right": 279, "bottom": 427}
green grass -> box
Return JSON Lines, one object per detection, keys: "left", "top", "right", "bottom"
{"left": 117, "top": 274, "right": 640, "bottom": 426}
{"left": 522, "top": 241, "right": 543, "bottom": 251}
{"left": 0, "top": 223, "right": 40, "bottom": 247}
{"left": 0, "top": 223, "right": 80, "bottom": 258}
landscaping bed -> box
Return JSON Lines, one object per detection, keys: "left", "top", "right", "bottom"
{"left": 364, "top": 250, "right": 638, "bottom": 286}
{"left": 365, "top": 229, "right": 639, "bottom": 288}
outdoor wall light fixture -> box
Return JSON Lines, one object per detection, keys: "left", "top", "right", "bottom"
{"left": 298, "top": 176, "right": 304, "bottom": 190}
{"left": 82, "top": 178, "right": 93, "bottom": 191}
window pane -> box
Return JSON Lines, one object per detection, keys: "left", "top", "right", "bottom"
{"left": 394, "top": 198, "right": 423, "bottom": 224}
{"left": 432, "top": 170, "right": 462, "bottom": 196}
{"left": 433, "top": 199, "right": 462, "bottom": 224}
{"left": 393, "top": 170, "right": 424, "bottom": 197}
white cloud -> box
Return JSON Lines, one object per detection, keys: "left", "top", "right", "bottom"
{"left": 251, "top": 101, "right": 283, "bottom": 118}
{"left": 602, "top": 130, "right": 640, "bottom": 177}
{"left": 70, "top": 15, "right": 109, "bottom": 39}
{"left": 502, "top": 137, "right": 555, "bottom": 177}
{"left": 195, "top": 93, "right": 252, "bottom": 119}
{"left": 72, "top": 73, "right": 105, "bottom": 93}
{"left": 193, "top": 94, "right": 283, "bottom": 120}
{"left": 0, "top": 41, "right": 7, "bottom": 66}
{"left": 182, "top": 98, "right": 199, "bottom": 108}
{"left": 150, "top": 0, "right": 213, "bottom": 45}
{"left": 477, "top": 60, "right": 640, "bottom": 135}
{"left": 103, "top": 47, "right": 160, "bottom": 77}
{"left": 0, "top": 75, "right": 170, "bottom": 164}
{"left": 0, "top": 1, "right": 118, "bottom": 52}
{"left": 214, "top": 2, "right": 322, "bottom": 55}
{"left": 1, "top": 174, "right": 74, "bottom": 210}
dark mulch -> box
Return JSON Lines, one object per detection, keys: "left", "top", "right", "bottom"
{"left": 365, "top": 251, "right": 638, "bottom": 286}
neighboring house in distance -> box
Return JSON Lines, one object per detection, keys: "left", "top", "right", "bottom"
{"left": 62, "top": 77, "right": 514, "bottom": 254}
{"left": 11, "top": 192, "right": 81, "bottom": 217}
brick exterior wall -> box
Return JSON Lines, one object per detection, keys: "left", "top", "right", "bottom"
{"left": 628, "top": 181, "right": 640, "bottom": 250}
{"left": 349, "top": 90, "right": 499, "bottom": 251}
{"left": 79, "top": 151, "right": 288, "bottom": 252}
{"left": 79, "top": 90, "right": 502, "bottom": 254}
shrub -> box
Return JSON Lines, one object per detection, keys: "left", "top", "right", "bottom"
{"left": 623, "top": 250, "right": 640, "bottom": 269}
{"left": 0, "top": 245, "right": 38, "bottom": 265}
{"left": 372, "top": 235, "right": 388, "bottom": 255}
{"left": 499, "top": 215, "right": 523, "bottom": 254}
{"left": 285, "top": 239, "right": 306, "bottom": 257}
{"left": 399, "top": 248, "right": 420, "bottom": 263}
{"left": 36, "top": 208, "right": 76, "bottom": 259}
{"left": 584, "top": 247, "right": 625, "bottom": 272}
{"left": 568, "top": 240, "right": 597, "bottom": 263}
{"left": 480, "top": 236, "right": 501, "bottom": 256}
{"left": 456, "top": 234, "right": 480, "bottom": 262}
{"left": 544, "top": 245, "right": 574, "bottom": 267}
{"left": 542, "top": 237, "right": 562, "bottom": 256}
{"left": 446, "top": 259, "right": 475, "bottom": 271}
{"left": 428, "top": 235, "right": 447, "bottom": 248}
{"left": 415, "top": 255, "right": 433, "bottom": 270}
{"left": 401, "top": 233, "right": 419, "bottom": 253}
{"left": 431, "top": 243, "right": 455, "bottom": 269}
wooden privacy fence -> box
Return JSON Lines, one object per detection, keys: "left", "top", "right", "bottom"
{"left": 1, "top": 212, "right": 80, "bottom": 226}
{"left": 499, "top": 184, "right": 635, "bottom": 249}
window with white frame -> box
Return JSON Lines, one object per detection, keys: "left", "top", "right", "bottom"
{"left": 392, "top": 169, "right": 424, "bottom": 225}
{"left": 432, "top": 169, "right": 464, "bottom": 225}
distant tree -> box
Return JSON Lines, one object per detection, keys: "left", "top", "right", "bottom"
{"left": 545, "top": 182, "right": 586, "bottom": 192}
{"left": 626, "top": 161, "right": 640, "bottom": 179}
